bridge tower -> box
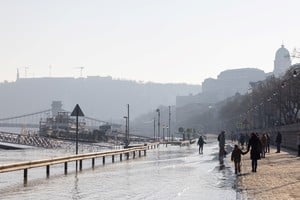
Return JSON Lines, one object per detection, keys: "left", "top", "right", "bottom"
{"left": 51, "top": 101, "right": 63, "bottom": 117}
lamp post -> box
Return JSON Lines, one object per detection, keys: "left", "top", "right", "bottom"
{"left": 156, "top": 109, "right": 160, "bottom": 141}
{"left": 123, "top": 116, "right": 128, "bottom": 147}
{"left": 123, "top": 104, "right": 130, "bottom": 148}
{"left": 153, "top": 118, "right": 156, "bottom": 141}
{"left": 166, "top": 126, "right": 169, "bottom": 141}
{"left": 168, "top": 106, "right": 171, "bottom": 142}
{"left": 162, "top": 125, "right": 165, "bottom": 141}
{"left": 166, "top": 126, "right": 169, "bottom": 146}
{"left": 127, "top": 104, "right": 129, "bottom": 144}
{"left": 278, "top": 82, "right": 285, "bottom": 126}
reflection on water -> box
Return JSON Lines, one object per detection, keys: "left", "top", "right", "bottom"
{"left": 0, "top": 142, "right": 240, "bottom": 200}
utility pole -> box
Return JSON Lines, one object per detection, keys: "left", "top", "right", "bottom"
{"left": 49, "top": 65, "right": 52, "bottom": 77}
{"left": 16, "top": 68, "right": 20, "bottom": 80}
{"left": 79, "top": 67, "right": 84, "bottom": 77}
{"left": 156, "top": 109, "right": 160, "bottom": 141}
{"left": 24, "top": 67, "right": 29, "bottom": 78}
{"left": 74, "top": 67, "right": 85, "bottom": 77}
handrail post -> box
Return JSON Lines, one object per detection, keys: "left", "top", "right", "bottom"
{"left": 120, "top": 154, "right": 122, "bottom": 161}
{"left": 103, "top": 156, "right": 105, "bottom": 165}
{"left": 79, "top": 160, "right": 82, "bottom": 171}
{"left": 46, "top": 165, "right": 50, "bottom": 178}
{"left": 112, "top": 155, "right": 115, "bottom": 163}
{"left": 64, "top": 162, "right": 68, "bottom": 174}
{"left": 24, "top": 168, "right": 28, "bottom": 184}
{"left": 92, "top": 158, "right": 95, "bottom": 168}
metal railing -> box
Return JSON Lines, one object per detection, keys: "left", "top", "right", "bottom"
{"left": 0, "top": 143, "right": 160, "bottom": 184}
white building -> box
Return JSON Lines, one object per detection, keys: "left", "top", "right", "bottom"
{"left": 273, "top": 45, "right": 291, "bottom": 77}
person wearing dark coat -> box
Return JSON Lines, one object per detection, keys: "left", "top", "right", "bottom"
{"left": 245, "top": 132, "right": 262, "bottom": 172}
{"left": 218, "top": 131, "right": 226, "bottom": 164}
{"left": 197, "top": 136, "right": 206, "bottom": 154}
{"left": 266, "top": 133, "right": 271, "bottom": 153}
{"left": 275, "top": 132, "right": 282, "bottom": 153}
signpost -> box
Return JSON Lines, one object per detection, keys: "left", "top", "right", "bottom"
{"left": 71, "top": 104, "right": 84, "bottom": 155}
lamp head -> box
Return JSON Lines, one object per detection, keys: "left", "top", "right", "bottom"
{"left": 293, "top": 70, "right": 297, "bottom": 77}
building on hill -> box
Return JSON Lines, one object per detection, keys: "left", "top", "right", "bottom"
{"left": 176, "top": 68, "right": 266, "bottom": 107}
{"left": 175, "top": 68, "right": 267, "bottom": 131}
{"left": 273, "top": 45, "right": 291, "bottom": 77}
{"left": 175, "top": 45, "right": 294, "bottom": 132}
{"left": 202, "top": 68, "right": 266, "bottom": 103}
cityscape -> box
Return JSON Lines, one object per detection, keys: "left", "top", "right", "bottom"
{"left": 1, "top": 1, "right": 300, "bottom": 200}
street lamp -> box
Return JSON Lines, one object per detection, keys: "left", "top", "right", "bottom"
{"left": 156, "top": 109, "right": 160, "bottom": 141}
{"left": 278, "top": 82, "right": 284, "bottom": 126}
{"left": 166, "top": 126, "right": 169, "bottom": 141}
{"left": 162, "top": 125, "right": 165, "bottom": 141}
{"left": 293, "top": 70, "right": 297, "bottom": 77}
{"left": 123, "top": 116, "right": 129, "bottom": 147}
{"left": 168, "top": 106, "right": 171, "bottom": 142}
{"left": 153, "top": 118, "right": 156, "bottom": 141}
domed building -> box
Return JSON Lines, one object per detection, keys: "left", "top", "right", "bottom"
{"left": 273, "top": 45, "right": 291, "bottom": 77}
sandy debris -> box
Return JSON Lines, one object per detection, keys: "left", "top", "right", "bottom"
{"left": 235, "top": 147, "right": 300, "bottom": 200}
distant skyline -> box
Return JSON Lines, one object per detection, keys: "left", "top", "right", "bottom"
{"left": 1, "top": 0, "right": 300, "bottom": 84}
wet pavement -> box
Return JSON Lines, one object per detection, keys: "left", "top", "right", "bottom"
{"left": 0, "top": 141, "right": 240, "bottom": 200}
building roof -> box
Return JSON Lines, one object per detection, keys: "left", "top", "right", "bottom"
{"left": 275, "top": 45, "right": 290, "bottom": 59}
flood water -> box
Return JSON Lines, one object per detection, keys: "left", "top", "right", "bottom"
{"left": 0, "top": 141, "right": 240, "bottom": 200}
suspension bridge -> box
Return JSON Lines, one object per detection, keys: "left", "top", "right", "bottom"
{"left": 0, "top": 101, "right": 155, "bottom": 149}
{"left": 0, "top": 109, "right": 114, "bottom": 129}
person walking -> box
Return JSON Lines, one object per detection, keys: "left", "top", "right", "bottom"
{"left": 218, "top": 131, "right": 226, "bottom": 165}
{"left": 245, "top": 132, "right": 262, "bottom": 172}
{"left": 266, "top": 133, "right": 270, "bottom": 153}
{"left": 297, "top": 134, "right": 300, "bottom": 157}
{"left": 260, "top": 133, "right": 267, "bottom": 158}
{"left": 231, "top": 144, "right": 247, "bottom": 174}
{"left": 197, "top": 135, "right": 206, "bottom": 154}
{"left": 275, "top": 131, "right": 282, "bottom": 153}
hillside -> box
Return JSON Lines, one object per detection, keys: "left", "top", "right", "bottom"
{"left": 0, "top": 76, "right": 201, "bottom": 124}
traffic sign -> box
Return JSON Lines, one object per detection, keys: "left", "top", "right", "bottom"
{"left": 71, "top": 104, "right": 84, "bottom": 117}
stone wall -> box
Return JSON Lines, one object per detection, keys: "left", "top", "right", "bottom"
{"left": 242, "top": 123, "right": 300, "bottom": 151}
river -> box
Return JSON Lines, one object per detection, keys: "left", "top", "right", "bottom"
{"left": 0, "top": 140, "right": 241, "bottom": 200}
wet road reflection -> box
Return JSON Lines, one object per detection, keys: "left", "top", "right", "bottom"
{"left": 0, "top": 141, "right": 239, "bottom": 199}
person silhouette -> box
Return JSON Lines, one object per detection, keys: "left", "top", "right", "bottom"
{"left": 197, "top": 135, "right": 206, "bottom": 154}
{"left": 218, "top": 131, "right": 226, "bottom": 165}
{"left": 275, "top": 132, "right": 282, "bottom": 153}
{"left": 245, "top": 132, "right": 262, "bottom": 172}
{"left": 231, "top": 144, "right": 247, "bottom": 174}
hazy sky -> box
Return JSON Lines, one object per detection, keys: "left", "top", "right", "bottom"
{"left": 1, "top": 0, "right": 300, "bottom": 84}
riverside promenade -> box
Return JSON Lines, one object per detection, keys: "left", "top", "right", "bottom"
{"left": 237, "top": 147, "right": 300, "bottom": 199}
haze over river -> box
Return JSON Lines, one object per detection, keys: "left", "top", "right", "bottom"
{"left": 0, "top": 141, "right": 240, "bottom": 200}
